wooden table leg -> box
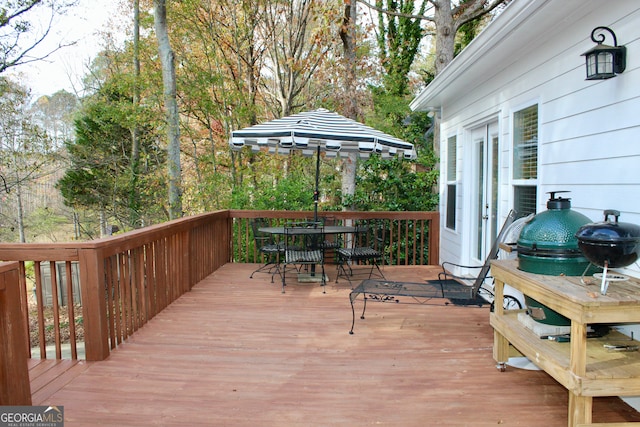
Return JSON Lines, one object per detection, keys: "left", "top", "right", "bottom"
{"left": 568, "top": 321, "right": 589, "bottom": 426}
{"left": 568, "top": 392, "right": 592, "bottom": 427}
{"left": 493, "top": 329, "right": 509, "bottom": 372}
{"left": 492, "top": 277, "right": 509, "bottom": 371}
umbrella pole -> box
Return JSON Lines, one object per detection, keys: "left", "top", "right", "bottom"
{"left": 314, "top": 145, "right": 320, "bottom": 222}
{"left": 307, "top": 145, "right": 321, "bottom": 279}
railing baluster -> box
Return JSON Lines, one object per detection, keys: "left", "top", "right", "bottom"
{"left": 158, "top": 237, "right": 167, "bottom": 311}
{"left": 65, "top": 261, "right": 78, "bottom": 360}
{"left": 49, "top": 261, "right": 62, "bottom": 359}
{"left": 123, "top": 250, "right": 132, "bottom": 339}
{"left": 105, "top": 255, "right": 117, "bottom": 349}
{"left": 134, "top": 247, "right": 143, "bottom": 331}
{"left": 33, "top": 261, "right": 46, "bottom": 359}
{"left": 148, "top": 242, "right": 157, "bottom": 319}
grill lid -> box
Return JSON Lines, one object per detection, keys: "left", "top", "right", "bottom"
{"left": 575, "top": 210, "right": 640, "bottom": 244}
{"left": 517, "top": 191, "right": 592, "bottom": 255}
{"left": 575, "top": 209, "right": 640, "bottom": 269}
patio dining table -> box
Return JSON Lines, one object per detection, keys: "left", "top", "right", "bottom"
{"left": 259, "top": 225, "right": 357, "bottom": 289}
{"left": 258, "top": 225, "right": 356, "bottom": 235}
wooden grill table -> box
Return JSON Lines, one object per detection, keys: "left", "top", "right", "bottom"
{"left": 490, "top": 259, "right": 640, "bottom": 427}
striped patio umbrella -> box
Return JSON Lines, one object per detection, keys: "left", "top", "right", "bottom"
{"left": 229, "top": 108, "right": 417, "bottom": 220}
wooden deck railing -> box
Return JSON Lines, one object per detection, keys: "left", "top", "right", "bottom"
{"left": 0, "top": 211, "right": 232, "bottom": 363}
{"left": 0, "top": 210, "right": 438, "bottom": 373}
{"left": 0, "top": 261, "right": 32, "bottom": 405}
{"left": 231, "top": 210, "right": 439, "bottom": 266}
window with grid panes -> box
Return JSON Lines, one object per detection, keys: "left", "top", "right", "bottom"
{"left": 446, "top": 135, "right": 457, "bottom": 229}
{"left": 514, "top": 185, "right": 537, "bottom": 217}
{"left": 513, "top": 105, "right": 538, "bottom": 179}
{"left": 513, "top": 105, "right": 538, "bottom": 216}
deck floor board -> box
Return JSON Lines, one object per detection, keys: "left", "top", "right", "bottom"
{"left": 31, "top": 264, "right": 640, "bottom": 426}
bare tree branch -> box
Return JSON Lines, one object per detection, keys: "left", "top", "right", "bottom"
{"left": 0, "top": 0, "right": 78, "bottom": 74}
{"left": 453, "top": 0, "right": 511, "bottom": 30}
{"left": 0, "top": 174, "right": 9, "bottom": 193}
{"left": 358, "top": 0, "right": 508, "bottom": 30}
{"left": 0, "top": 0, "right": 43, "bottom": 28}
{"left": 357, "top": 0, "right": 435, "bottom": 22}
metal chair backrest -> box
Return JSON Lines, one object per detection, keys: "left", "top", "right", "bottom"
{"left": 284, "top": 221, "right": 323, "bottom": 250}
{"left": 471, "top": 209, "right": 517, "bottom": 294}
{"left": 251, "top": 218, "right": 274, "bottom": 247}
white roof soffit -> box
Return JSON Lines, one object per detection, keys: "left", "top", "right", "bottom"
{"left": 409, "top": 0, "right": 596, "bottom": 112}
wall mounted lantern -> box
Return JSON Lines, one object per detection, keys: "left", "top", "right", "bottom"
{"left": 582, "top": 26, "right": 626, "bottom": 80}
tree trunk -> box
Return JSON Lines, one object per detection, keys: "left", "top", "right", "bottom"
{"left": 73, "top": 211, "right": 80, "bottom": 240}
{"left": 130, "top": 0, "right": 141, "bottom": 227}
{"left": 340, "top": 0, "right": 358, "bottom": 207}
{"left": 99, "top": 208, "right": 107, "bottom": 238}
{"left": 431, "top": 1, "right": 455, "bottom": 158}
{"left": 433, "top": 0, "right": 455, "bottom": 75}
{"left": 154, "top": 0, "right": 183, "bottom": 219}
{"left": 15, "top": 182, "right": 25, "bottom": 243}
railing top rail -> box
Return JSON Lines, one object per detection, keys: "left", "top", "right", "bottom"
{"left": 229, "top": 210, "right": 439, "bottom": 220}
{"left": 0, "top": 261, "right": 21, "bottom": 274}
{"left": 0, "top": 210, "right": 231, "bottom": 260}
{"left": 0, "top": 210, "right": 438, "bottom": 262}
{"left": 0, "top": 246, "right": 80, "bottom": 262}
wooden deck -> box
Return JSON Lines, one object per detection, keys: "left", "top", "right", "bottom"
{"left": 29, "top": 264, "right": 640, "bottom": 426}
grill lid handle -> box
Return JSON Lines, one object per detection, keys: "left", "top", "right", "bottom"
{"left": 603, "top": 209, "right": 620, "bottom": 223}
{"left": 547, "top": 191, "right": 571, "bottom": 210}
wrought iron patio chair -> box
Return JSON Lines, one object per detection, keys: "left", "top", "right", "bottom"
{"left": 437, "top": 209, "right": 522, "bottom": 310}
{"left": 318, "top": 216, "right": 341, "bottom": 263}
{"left": 281, "top": 221, "right": 327, "bottom": 293}
{"left": 249, "top": 218, "right": 284, "bottom": 283}
{"left": 480, "top": 212, "right": 534, "bottom": 308}
{"left": 335, "top": 220, "right": 385, "bottom": 287}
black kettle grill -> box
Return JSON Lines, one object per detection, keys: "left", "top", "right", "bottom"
{"left": 575, "top": 209, "right": 640, "bottom": 268}
{"left": 575, "top": 210, "right": 640, "bottom": 294}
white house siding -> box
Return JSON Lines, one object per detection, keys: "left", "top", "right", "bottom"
{"left": 413, "top": 0, "right": 640, "bottom": 278}
{"left": 411, "top": 0, "right": 640, "bottom": 409}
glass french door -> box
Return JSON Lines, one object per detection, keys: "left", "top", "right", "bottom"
{"left": 471, "top": 121, "right": 499, "bottom": 262}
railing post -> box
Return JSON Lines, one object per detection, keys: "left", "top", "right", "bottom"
{"left": 0, "top": 262, "right": 31, "bottom": 405}
{"left": 78, "top": 248, "right": 110, "bottom": 361}
{"left": 429, "top": 214, "right": 440, "bottom": 265}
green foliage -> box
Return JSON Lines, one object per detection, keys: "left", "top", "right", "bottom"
{"left": 0, "top": 213, "right": 18, "bottom": 242}
{"left": 345, "top": 0, "right": 439, "bottom": 213}
{"left": 345, "top": 154, "right": 438, "bottom": 212}
{"left": 23, "top": 207, "right": 69, "bottom": 241}
{"left": 20, "top": 1, "right": 447, "bottom": 245}
{"left": 57, "top": 79, "right": 167, "bottom": 230}
{"left": 455, "top": 12, "right": 482, "bottom": 56}
{"left": 231, "top": 152, "right": 316, "bottom": 211}
{"left": 349, "top": 86, "right": 438, "bottom": 212}
{"left": 0, "top": 76, "right": 58, "bottom": 242}
{"left": 376, "top": 0, "right": 427, "bottom": 96}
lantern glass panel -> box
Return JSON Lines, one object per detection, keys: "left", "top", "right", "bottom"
{"left": 587, "top": 54, "right": 597, "bottom": 76}
{"left": 597, "top": 52, "right": 614, "bottom": 74}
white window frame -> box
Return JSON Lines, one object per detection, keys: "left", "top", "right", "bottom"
{"left": 511, "top": 102, "right": 539, "bottom": 216}
{"left": 445, "top": 134, "right": 458, "bottom": 230}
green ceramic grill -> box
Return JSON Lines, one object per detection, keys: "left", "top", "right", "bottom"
{"left": 517, "top": 192, "right": 594, "bottom": 325}
{"left": 517, "top": 191, "right": 593, "bottom": 276}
